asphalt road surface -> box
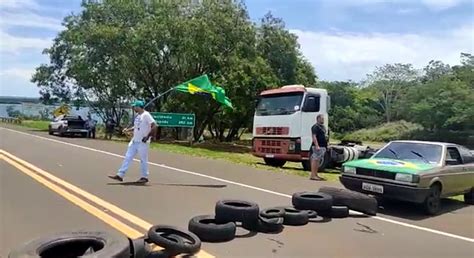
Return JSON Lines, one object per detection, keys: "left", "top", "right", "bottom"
{"left": 1, "top": 126, "right": 473, "bottom": 257}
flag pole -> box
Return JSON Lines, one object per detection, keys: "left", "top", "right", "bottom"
{"left": 144, "top": 87, "right": 175, "bottom": 108}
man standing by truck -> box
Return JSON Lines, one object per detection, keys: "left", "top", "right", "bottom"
{"left": 310, "top": 114, "right": 327, "bottom": 181}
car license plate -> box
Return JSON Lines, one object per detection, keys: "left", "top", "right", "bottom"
{"left": 265, "top": 154, "right": 275, "bottom": 158}
{"left": 362, "top": 182, "right": 384, "bottom": 194}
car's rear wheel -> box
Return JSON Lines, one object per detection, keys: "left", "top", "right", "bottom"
{"left": 48, "top": 126, "right": 53, "bottom": 135}
{"left": 264, "top": 158, "right": 286, "bottom": 167}
{"left": 464, "top": 188, "right": 474, "bottom": 205}
{"left": 423, "top": 184, "right": 441, "bottom": 215}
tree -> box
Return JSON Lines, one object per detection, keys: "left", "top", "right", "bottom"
{"left": 423, "top": 60, "right": 451, "bottom": 82}
{"left": 32, "top": 0, "right": 316, "bottom": 141}
{"left": 408, "top": 76, "right": 473, "bottom": 130}
{"left": 257, "top": 12, "right": 316, "bottom": 86}
{"left": 365, "top": 63, "right": 418, "bottom": 122}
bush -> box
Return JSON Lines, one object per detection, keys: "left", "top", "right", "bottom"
{"left": 342, "top": 121, "right": 423, "bottom": 142}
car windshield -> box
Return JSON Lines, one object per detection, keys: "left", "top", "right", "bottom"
{"left": 256, "top": 93, "right": 304, "bottom": 116}
{"left": 373, "top": 142, "right": 443, "bottom": 164}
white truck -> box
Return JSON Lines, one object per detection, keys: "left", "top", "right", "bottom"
{"left": 252, "top": 85, "right": 373, "bottom": 171}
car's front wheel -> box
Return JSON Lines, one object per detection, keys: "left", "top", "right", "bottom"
{"left": 423, "top": 184, "right": 441, "bottom": 215}
{"left": 464, "top": 188, "right": 474, "bottom": 205}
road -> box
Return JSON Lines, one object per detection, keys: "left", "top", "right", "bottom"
{"left": 1, "top": 126, "right": 473, "bottom": 257}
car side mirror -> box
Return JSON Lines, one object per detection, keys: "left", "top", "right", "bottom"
{"left": 445, "top": 159, "right": 459, "bottom": 166}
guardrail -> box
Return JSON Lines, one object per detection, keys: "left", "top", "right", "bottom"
{"left": 0, "top": 117, "right": 22, "bottom": 124}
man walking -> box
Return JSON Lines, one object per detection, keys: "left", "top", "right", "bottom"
{"left": 310, "top": 114, "right": 327, "bottom": 181}
{"left": 108, "top": 100, "right": 157, "bottom": 183}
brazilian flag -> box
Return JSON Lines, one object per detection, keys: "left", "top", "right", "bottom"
{"left": 174, "top": 75, "right": 233, "bottom": 109}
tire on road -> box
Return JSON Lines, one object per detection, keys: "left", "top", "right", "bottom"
{"left": 303, "top": 210, "right": 318, "bottom": 218}
{"left": 188, "top": 215, "right": 236, "bottom": 242}
{"left": 318, "top": 186, "right": 378, "bottom": 215}
{"left": 258, "top": 216, "right": 284, "bottom": 233}
{"left": 464, "top": 188, "right": 474, "bottom": 205}
{"left": 292, "top": 192, "right": 333, "bottom": 212}
{"left": 147, "top": 225, "right": 201, "bottom": 256}
{"left": 8, "top": 231, "right": 130, "bottom": 258}
{"left": 215, "top": 200, "right": 259, "bottom": 225}
{"left": 423, "top": 184, "right": 442, "bottom": 215}
{"left": 260, "top": 207, "right": 285, "bottom": 219}
{"left": 278, "top": 206, "right": 309, "bottom": 226}
{"left": 321, "top": 206, "right": 349, "bottom": 218}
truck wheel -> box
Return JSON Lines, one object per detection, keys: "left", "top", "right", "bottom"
{"left": 423, "top": 184, "right": 441, "bottom": 215}
{"left": 264, "top": 158, "right": 286, "bottom": 167}
{"left": 464, "top": 188, "right": 474, "bottom": 205}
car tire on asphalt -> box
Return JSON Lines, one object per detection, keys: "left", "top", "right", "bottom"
{"left": 278, "top": 206, "right": 309, "bottom": 226}
{"left": 260, "top": 207, "right": 285, "bottom": 219}
{"left": 8, "top": 231, "right": 130, "bottom": 258}
{"left": 258, "top": 216, "right": 284, "bottom": 233}
{"left": 302, "top": 210, "right": 318, "bottom": 218}
{"left": 318, "top": 186, "right": 378, "bottom": 215}
{"left": 423, "top": 184, "right": 442, "bottom": 215}
{"left": 464, "top": 188, "right": 474, "bottom": 205}
{"left": 215, "top": 200, "right": 259, "bottom": 225}
{"left": 147, "top": 225, "right": 201, "bottom": 256}
{"left": 292, "top": 192, "right": 333, "bottom": 212}
{"left": 324, "top": 206, "right": 350, "bottom": 218}
{"left": 188, "top": 215, "right": 236, "bottom": 242}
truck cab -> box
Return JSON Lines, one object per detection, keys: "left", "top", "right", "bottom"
{"left": 252, "top": 85, "right": 330, "bottom": 169}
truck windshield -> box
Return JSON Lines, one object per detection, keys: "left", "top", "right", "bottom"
{"left": 374, "top": 142, "right": 443, "bottom": 164}
{"left": 256, "top": 93, "right": 303, "bottom": 116}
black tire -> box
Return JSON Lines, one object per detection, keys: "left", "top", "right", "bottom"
{"left": 278, "top": 206, "right": 309, "bottom": 226}
{"left": 464, "top": 188, "right": 474, "bottom": 205}
{"left": 188, "top": 215, "right": 236, "bottom": 242}
{"left": 328, "top": 206, "right": 350, "bottom": 218}
{"left": 303, "top": 210, "right": 318, "bottom": 218}
{"left": 292, "top": 192, "right": 333, "bottom": 212}
{"left": 48, "top": 126, "right": 53, "bottom": 135}
{"left": 260, "top": 207, "right": 285, "bottom": 219}
{"left": 423, "top": 184, "right": 442, "bottom": 215}
{"left": 8, "top": 231, "right": 130, "bottom": 258}
{"left": 215, "top": 200, "right": 259, "bottom": 225}
{"left": 147, "top": 225, "right": 201, "bottom": 256}
{"left": 258, "top": 216, "right": 284, "bottom": 233}
{"left": 264, "top": 158, "right": 286, "bottom": 167}
{"left": 319, "top": 186, "right": 378, "bottom": 216}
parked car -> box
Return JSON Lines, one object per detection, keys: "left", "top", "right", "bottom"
{"left": 340, "top": 140, "right": 474, "bottom": 215}
{"left": 48, "top": 115, "right": 89, "bottom": 137}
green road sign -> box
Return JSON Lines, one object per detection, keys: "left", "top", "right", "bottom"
{"left": 151, "top": 112, "right": 195, "bottom": 128}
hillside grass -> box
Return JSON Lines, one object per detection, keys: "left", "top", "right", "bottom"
{"left": 343, "top": 120, "right": 422, "bottom": 142}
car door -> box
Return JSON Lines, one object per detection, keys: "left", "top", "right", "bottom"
{"left": 443, "top": 147, "right": 467, "bottom": 195}
{"left": 457, "top": 146, "right": 474, "bottom": 192}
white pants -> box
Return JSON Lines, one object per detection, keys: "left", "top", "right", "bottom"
{"left": 117, "top": 141, "right": 149, "bottom": 178}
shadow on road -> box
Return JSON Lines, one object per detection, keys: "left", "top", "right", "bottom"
{"left": 107, "top": 182, "right": 227, "bottom": 188}
{"left": 377, "top": 198, "right": 468, "bottom": 221}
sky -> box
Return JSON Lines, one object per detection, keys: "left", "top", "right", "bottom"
{"left": 0, "top": 0, "right": 473, "bottom": 97}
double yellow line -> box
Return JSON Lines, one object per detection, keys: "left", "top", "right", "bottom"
{"left": 0, "top": 149, "right": 214, "bottom": 258}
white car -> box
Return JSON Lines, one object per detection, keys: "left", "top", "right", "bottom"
{"left": 48, "top": 115, "right": 88, "bottom": 137}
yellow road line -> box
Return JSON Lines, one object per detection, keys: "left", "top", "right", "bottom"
{"left": 1, "top": 154, "right": 143, "bottom": 239}
{"left": 0, "top": 150, "right": 215, "bottom": 258}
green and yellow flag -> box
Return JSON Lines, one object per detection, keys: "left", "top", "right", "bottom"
{"left": 174, "top": 74, "right": 233, "bottom": 109}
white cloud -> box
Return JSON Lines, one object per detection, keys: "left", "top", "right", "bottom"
{"left": 331, "top": 0, "right": 470, "bottom": 11}
{"left": 0, "top": 68, "right": 34, "bottom": 81}
{"left": 420, "top": 0, "right": 470, "bottom": 11}
{"left": 0, "top": 11, "right": 63, "bottom": 31}
{"left": 0, "top": 30, "right": 52, "bottom": 54}
{"left": 0, "top": 0, "right": 39, "bottom": 10}
{"left": 292, "top": 24, "right": 474, "bottom": 81}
